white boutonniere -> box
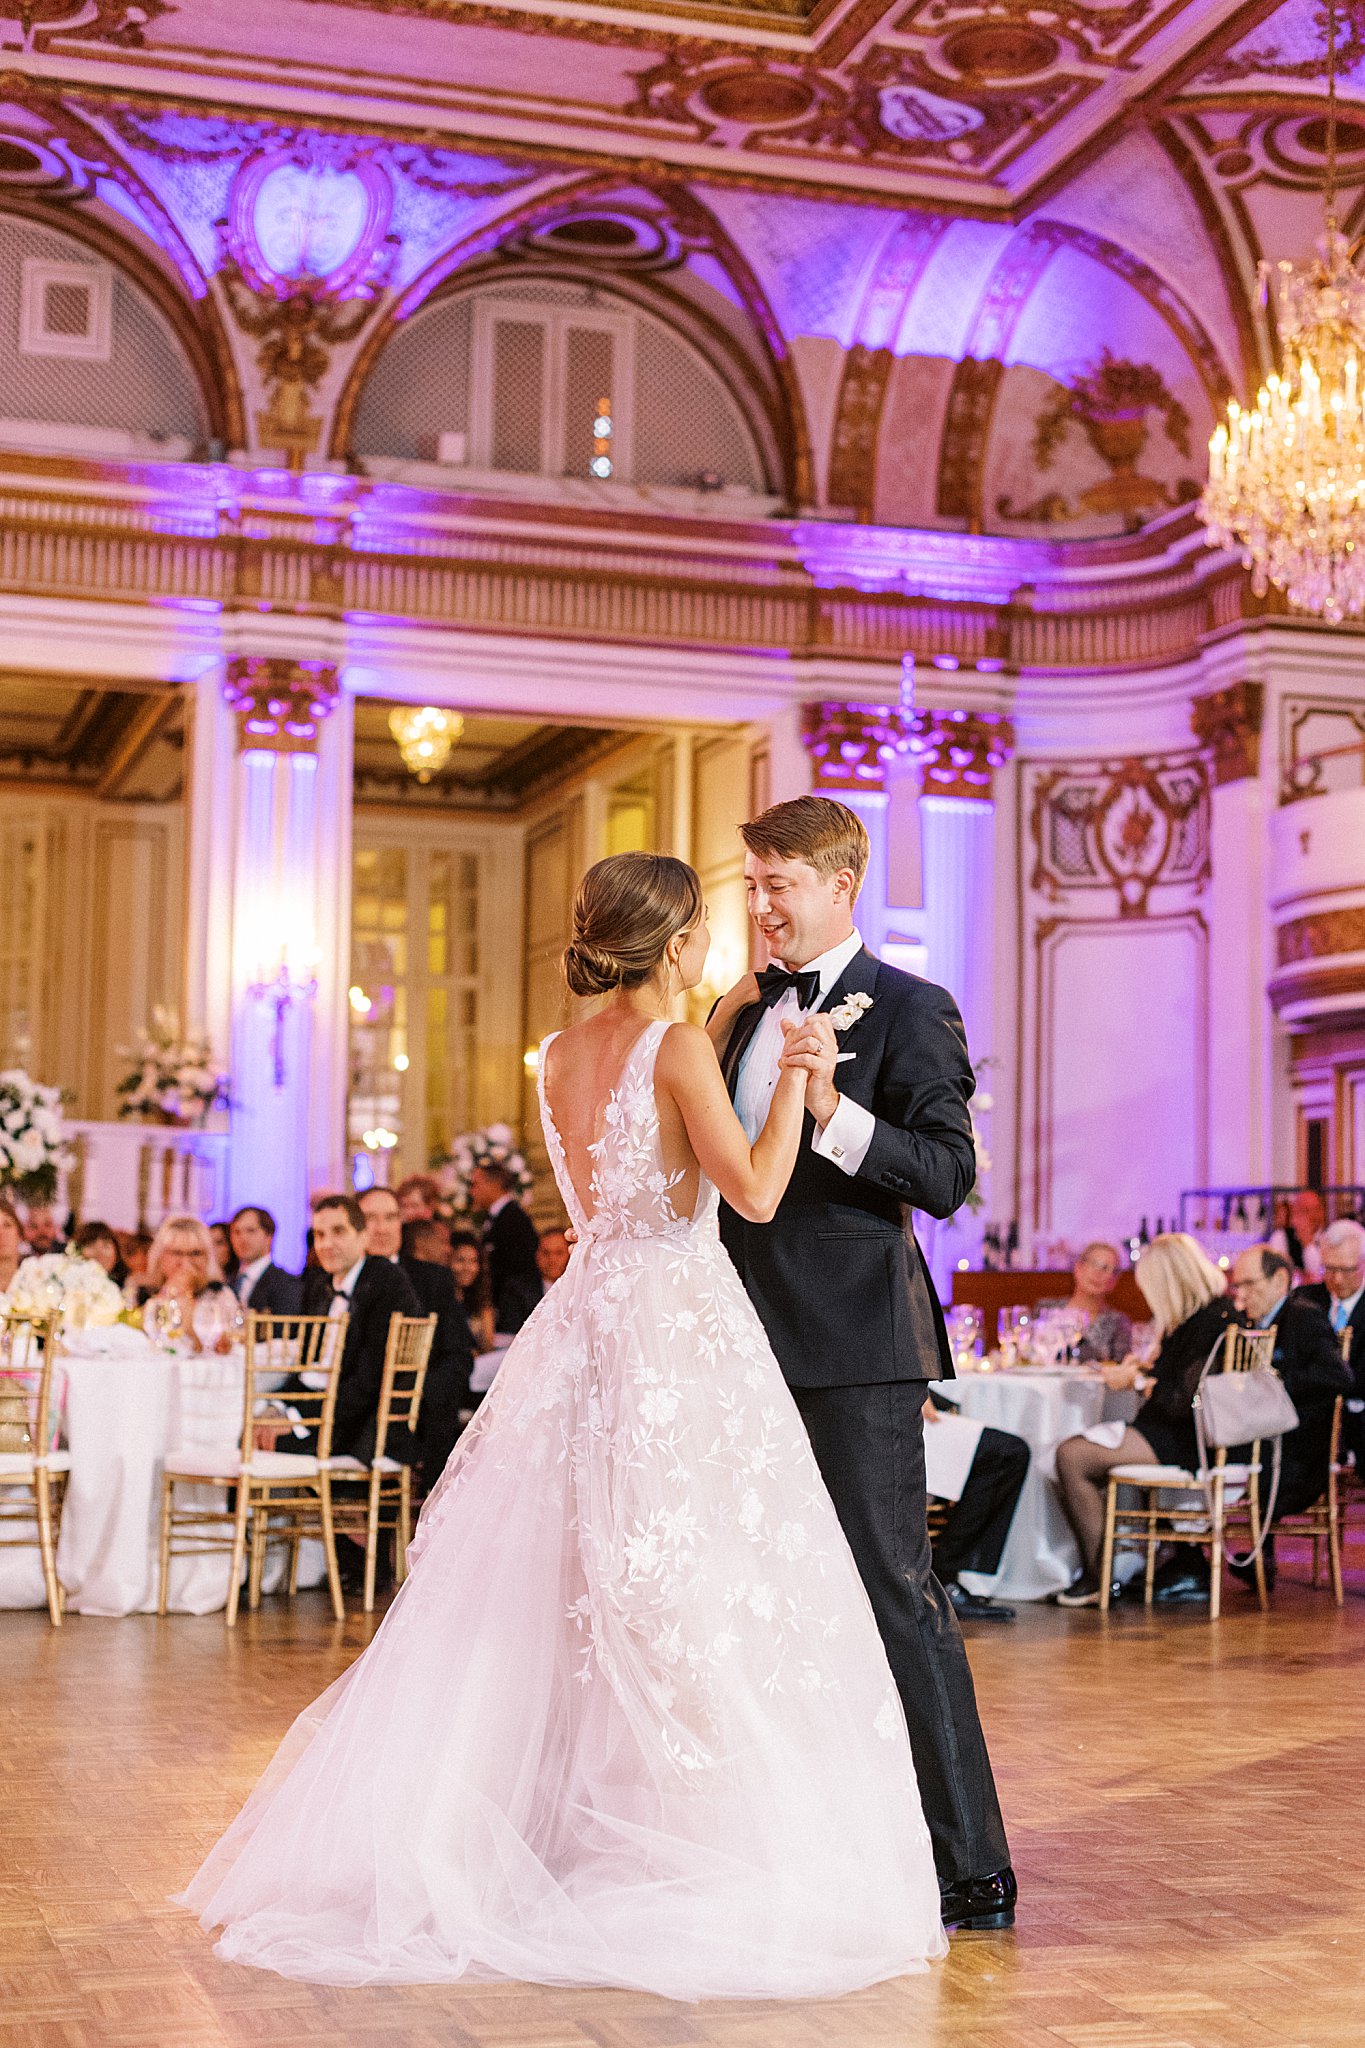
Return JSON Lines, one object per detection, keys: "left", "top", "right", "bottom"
{"left": 828, "top": 991, "right": 873, "bottom": 1033}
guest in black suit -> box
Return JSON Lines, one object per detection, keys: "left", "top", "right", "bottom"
{"left": 229, "top": 1205, "right": 302, "bottom": 1315}
{"left": 298, "top": 1194, "right": 421, "bottom": 1463}
{"left": 1295, "top": 1216, "right": 1365, "bottom": 1468}
{"left": 357, "top": 1185, "right": 474, "bottom": 1487}
{"left": 925, "top": 1393, "right": 1029, "bottom": 1622}
{"left": 470, "top": 1162, "right": 542, "bottom": 1335}
{"left": 1230, "top": 1246, "right": 1352, "bottom": 1523}
{"left": 707, "top": 793, "right": 1011, "bottom": 1932}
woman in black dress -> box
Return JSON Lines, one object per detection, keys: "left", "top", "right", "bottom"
{"left": 1053, "top": 1233, "right": 1234, "bottom": 1605}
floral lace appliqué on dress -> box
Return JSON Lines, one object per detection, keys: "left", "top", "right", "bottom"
{"left": 179, "top": 1018, "right": 945, "bottom": 2000}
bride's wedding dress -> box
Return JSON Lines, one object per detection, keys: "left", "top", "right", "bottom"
{"left": 181, "top": 1019, "right": 946, "bottom": 1998}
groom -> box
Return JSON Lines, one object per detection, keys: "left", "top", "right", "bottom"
{"left": 711, "top": 793, "right": 1015, "bottom": 1931}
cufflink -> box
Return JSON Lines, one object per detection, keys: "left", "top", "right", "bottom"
{"left": 831, "top": 1145, "right": 845, "bottom": 1160}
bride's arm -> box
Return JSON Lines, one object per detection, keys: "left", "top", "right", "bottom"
{"left": 704, "top": 972, "right": 759, "bottom": 1062}
{"left": 656, "top": 1021, "right": 806, "bottom": 1224}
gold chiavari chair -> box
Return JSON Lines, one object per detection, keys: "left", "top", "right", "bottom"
{"left": 324, "top": 1313, "right": 437, "bottom": 1611}
{"left": 0, "top": 1310, "right": 68, "bottom": 1626}
{"left": 1240, "top": 1395, "right": 1344, "bottom": 1605}
{"left": 1099, "top": 1325, "right": 1277, "bottom": 1621}
{"left": 156, "top": 1311, "right": 348, "bottom": 1627}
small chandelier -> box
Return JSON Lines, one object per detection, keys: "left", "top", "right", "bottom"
{"left": 1201, "top": 1, "right": 1365, "bottom": 622}
{"left": 388, "top": 705, "right": 463, "bottom": 783}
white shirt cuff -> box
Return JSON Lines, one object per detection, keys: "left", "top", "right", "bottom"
{"left": 811, "top": 1094, "right": 875, "bottom": 1176}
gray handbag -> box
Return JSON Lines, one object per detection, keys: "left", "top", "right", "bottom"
{"left": 1192, "top": 1330, "right": 1298, "bottom": 1562}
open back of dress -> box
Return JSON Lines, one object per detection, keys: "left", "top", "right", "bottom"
{"left": 178, "top": 1015, "right": 945, "bottom": 1999}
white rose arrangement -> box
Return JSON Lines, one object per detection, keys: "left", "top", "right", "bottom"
{"left": 1, "top": 1252, "right": 123, "bottom": 1328}
{"left": 115, "top": 1007, "right": 228, "bottom": 1127}
{"left": 828, "top": 991, "right": 874, "bottom": 1035}
{"left": 0, "top": 1070, "right": 70, "bottom": 1205}
{"left": 437, "top": 1122, "right": 533, "bottom": 1214}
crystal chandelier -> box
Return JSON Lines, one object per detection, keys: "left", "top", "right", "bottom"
{"left": 388, "top": 705, "right": 463, "bottom": 783}
{"left": 1201, "top": 1, "right": 1365, "bottom": 622}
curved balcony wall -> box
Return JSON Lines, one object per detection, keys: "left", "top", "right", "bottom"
{"left": 1268, "top": 786, "right": 1365, "bottom": 1027}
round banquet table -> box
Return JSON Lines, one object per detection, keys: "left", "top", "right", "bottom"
{"left": 0, "top": 1332, "right": 320, "bottom": 1617}
{"left": 937, "top": 1366, "right": 1138, "bottom": 1602}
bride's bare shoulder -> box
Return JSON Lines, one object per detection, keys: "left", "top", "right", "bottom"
{"left": 655, "top": 1020, "right": 720, "bottom": 1083}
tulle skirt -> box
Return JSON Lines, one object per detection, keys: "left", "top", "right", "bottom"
{"left": 179, "top": 1222, "right": 946, "bottom": 1999}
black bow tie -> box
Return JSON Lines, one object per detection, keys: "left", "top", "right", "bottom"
{"left": 755, "top": 965, "right": 821, "bottom": 1010}
{"left": 331, "top": 1285, "right": 351, "bottom": 1302}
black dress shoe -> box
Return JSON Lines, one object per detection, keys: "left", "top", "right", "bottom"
{"left": 940, "top": 1866, "right": 1017, "bottom": 1931}
{"left": 944, "top": 1580, "right": 1016, "bottom": 1622}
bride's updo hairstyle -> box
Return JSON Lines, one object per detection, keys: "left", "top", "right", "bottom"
{"left": 564, "top": 853, "right": 703, "bottom": 997}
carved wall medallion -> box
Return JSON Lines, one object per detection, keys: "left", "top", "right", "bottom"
{"left": 219, "top": 262, "right": 374, "bottom": 467}
{"left": 1190, "top": 679, "right": 1263, "bottom": 787}
{"left": 1030, "top": 753, "right": 1210, "bottom": 917}
{"left": 224, "top": 657, "right": 340, "bottom": 752}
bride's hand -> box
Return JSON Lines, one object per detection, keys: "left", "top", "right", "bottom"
{"left": 778, "top": 1016, "right": 840, "bottom": 1125}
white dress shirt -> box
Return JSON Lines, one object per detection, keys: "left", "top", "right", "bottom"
{"left": 1330, "top": 1283, "right": 1362, "bottom": 1336}
{"left": 733, "top": 929, "right": 876, "bottom": 1177}
{"left": 236, "top": 1252, "right": 271, "bottom": 1303}
{"left": 329, "top": 1257, "right": 365, "bottom": 1314}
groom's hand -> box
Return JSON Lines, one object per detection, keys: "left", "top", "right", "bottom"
{"left": 780, "top": 1015, "right": 840, "bottom": 1128}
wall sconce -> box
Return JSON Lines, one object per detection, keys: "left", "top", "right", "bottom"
{"left": 250, "top": 950, "right": 319, "bottom": 1088}
{"left": 389, "top": 705, "right": 464, "bottom": 783}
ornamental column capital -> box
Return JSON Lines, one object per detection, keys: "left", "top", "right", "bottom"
{"left": 801, "top": 701, "right": 1014, "bottom": 799}
{"left": 1190, "top": 679, "right": 1263, "bottom": 786}
{"left": 224, "top": 655, "right": 340, "bottom": 752}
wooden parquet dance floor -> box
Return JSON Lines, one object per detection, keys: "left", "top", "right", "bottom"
{"left": 4, "top": 1552, "right": 1364, "bottom": 2048}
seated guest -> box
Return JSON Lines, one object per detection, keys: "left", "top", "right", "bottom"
{"left": 1295, "top": 1217, "right": 1365, "bottom": 1468}
{"left": 298, "top": 1193, "right": 421, "bottom": 1463}
{"left": 536, "top": 1227, "right": 571, "bottom": 1288}
{"left": 209, "top": 1220, "right": 238, "bottom": 1284}
{"left": 450, "top": 1229, "right": 495, "bottom": 1352}
{"left": 357, "top": 1186, "right": 474, "bottom": 1486}
{"left": 0, "top": 1199, "right": 23, "bottom": 1294}
{"left": 228, "top": 1205, "right": 301, "bottom": 1313}
{"left": 1213, "top": 1246, "right": 1352, "bottom": 1590}
{"left": 119, "top": 1230, "right": 152, "bottom": 1301}
{"left": 73, "top": 1220, "right": 127, "bottom": 1287}
{"left": 22, "top": 1202, "right": 66, "bottom": 1254}
{"left": 1054, "top": 1233, "right": 1235, "bottom": 1606}
{"left": 138, "top": 1214, "right": 235, "bottom": 1347}
{"left": 1270, "top": 1188, "right": 1327, "bottom": 1283}
{"left": 396, "top": 1174, "right": 441, "bottom": 1226}
{"left": 1040, "top": 1241, "right": 1132, "bottom": 1362}
{"left": 924, "top": 1392, "right": 1029, "bottom": 1622}
{"left": 471, "top": 1161, "right": 542, "bottom": 1335}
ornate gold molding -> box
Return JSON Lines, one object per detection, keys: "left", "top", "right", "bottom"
{"left": 223, "top": 657, "right": 340, "bottom": 751}
{"left": 1276, "top": 906, "right": 1365, "bottom": 968}
{"left": 801, "top": 701, "right": 1014, "bottom": 796}
{"left": 1190, "top": 678, "right": 1263, "bottom": 786}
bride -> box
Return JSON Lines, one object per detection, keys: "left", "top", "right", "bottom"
{"left": 180, "top": 851, "right": 947, "bottom": 2000}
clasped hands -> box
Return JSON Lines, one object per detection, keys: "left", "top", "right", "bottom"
{"left": 777, "top": 1013, "right": 841, "bottom": 1128}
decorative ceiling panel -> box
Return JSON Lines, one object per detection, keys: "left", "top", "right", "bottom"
{"left": 5, "top": 0, "right": 1351, "bottom": 208}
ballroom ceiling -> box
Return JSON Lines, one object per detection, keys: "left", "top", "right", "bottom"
{"left": 352, "top": 701, "right": 647, "bottom": 809}
{"left": 3, "top": 0, "right": 1364, "bottom": 209}
{"left": 0, "top": 676, "right": 183, "bottom": 801}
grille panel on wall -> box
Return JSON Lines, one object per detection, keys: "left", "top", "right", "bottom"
{"left": 490, "top": 318, "right": 546, "bottom": 473}
{"left": 351, "top": 274, "right": 768, "bottom": 492}
{"left": 0, "top": 216, "right": 206, "bottom": 445}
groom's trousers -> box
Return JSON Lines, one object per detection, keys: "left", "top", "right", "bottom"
{"left": 792, "top": 1380, "right": 1011, "bottom": 1888}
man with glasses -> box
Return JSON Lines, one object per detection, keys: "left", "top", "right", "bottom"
{"left": 1222, "top": 1246, "right": 1351, "bottom": 1588}
{"left": 1295, "top": 1217, "right": 1365, "bottom": 1469}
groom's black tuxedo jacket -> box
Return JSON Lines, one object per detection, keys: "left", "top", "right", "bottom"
{"left": 718, "top": 947, "right": 975, "bottom": 1389}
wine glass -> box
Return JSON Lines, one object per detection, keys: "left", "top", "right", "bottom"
{"left": 146, "top": 1296, "right": 184, "bottom": 1352}
{"left": 192, "top": 1289, "right": 234, "bottom": 1353}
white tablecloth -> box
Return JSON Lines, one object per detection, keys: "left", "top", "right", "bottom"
{"left": 0, "top": 1337, "right": 320, "bottom": 1616}
{"left": 937, "top": 1367, "right": 1137, "bottom": 1602}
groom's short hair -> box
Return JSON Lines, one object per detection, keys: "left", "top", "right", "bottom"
{"left": 740, "top": 795, "right": 869, "bottom": 897}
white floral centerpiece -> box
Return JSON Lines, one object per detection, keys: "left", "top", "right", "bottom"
{"left": 0, "top": 1069, "right": 70, "bottom": 1205}
{"left": 437, "top": 1123, "right": 533, "bottom": 1215}
{"left": 1, "top": 1251, "right": 123, "bottom": 1327}
{"left": 115, "top": 1008, "right": 228, "bottom": 1127}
